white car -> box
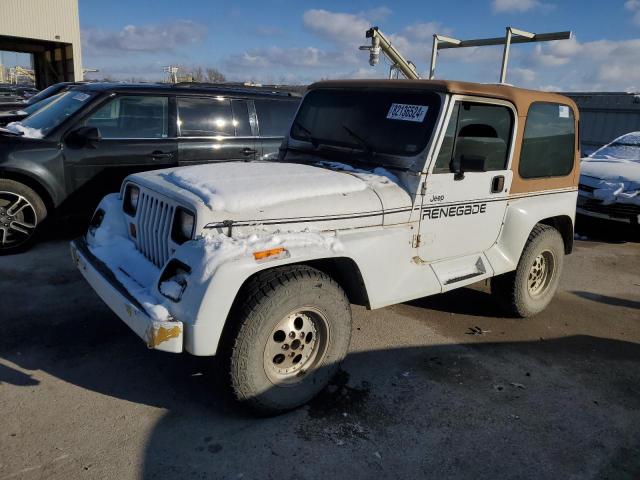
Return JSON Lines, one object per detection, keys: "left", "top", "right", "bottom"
{"left": 72, "top": 79, "right": 581, "bottom": 414}
{"left": 577, "top": 132, "right": 640, "bottom": 225}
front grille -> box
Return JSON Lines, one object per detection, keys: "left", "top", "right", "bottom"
{"left": 580, "top": 198, "right": 640, "bottom": 219}
{"left": 136, "top": 191, "right": 175, "bottom": 267}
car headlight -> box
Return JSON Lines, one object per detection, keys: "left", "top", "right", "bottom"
{"left": 123, "top": 185, "right": 140, "bottom": 216}
{"left": 171, "top": 208, "right": 195, "bottom": 244}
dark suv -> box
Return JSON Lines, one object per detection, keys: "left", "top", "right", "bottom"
{"left": 0, "top": 82, "right": 301, "bottom": 253}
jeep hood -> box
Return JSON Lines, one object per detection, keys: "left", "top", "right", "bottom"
{"left": 131, "top": 161, "right": 412, "bottom": 232}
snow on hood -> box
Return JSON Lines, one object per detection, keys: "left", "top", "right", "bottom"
{"left": 5, "top": 121, "right": 44, "bottom": 139}
{"left": 160, "top": 162, "right": 368, "bottom": 212}
{"left": 581, "top": 132, "right": 640, "bottom": 206}
{"left": 588, "top": 132, "right": 640, "bottom": 162}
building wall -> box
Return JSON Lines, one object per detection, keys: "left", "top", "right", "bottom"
{"left": 0, "top": 0, "right": 82, "bottom": 81}
{"left": 565, "top": 92, "right": 640, "bottom": 156}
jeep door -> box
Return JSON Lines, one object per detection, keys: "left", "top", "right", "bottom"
{"left": 254, "top": 98, "right": 299, "bottom": 160}
{"left": 176, "top": 96, "right": 256, "bottom": 165}
{"left": 62, "top": 94, "right": 177, "bottom": 207}
{"left": 418, "top": 96, "right": 516, "bottom": 262}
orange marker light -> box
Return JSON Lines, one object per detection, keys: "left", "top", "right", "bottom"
{"left": 253, "top": 247, "right": 286, "bottom": 261}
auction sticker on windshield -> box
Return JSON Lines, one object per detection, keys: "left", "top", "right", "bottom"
{"left": 387, "top": 104, "right": 428, "bottom": 122}
{"left": 72, "top": 93, "right": 90, "bottom": 102}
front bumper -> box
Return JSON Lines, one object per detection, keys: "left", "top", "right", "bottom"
{"left": 70, "top": 238, "right": 184, "bottom": 353}
{"left": 577, "top": 195, "right": 640, "bottom": 225}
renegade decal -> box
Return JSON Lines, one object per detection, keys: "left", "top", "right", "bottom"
{"left": 422, "top": 203, "right": 487, "bottom": 220}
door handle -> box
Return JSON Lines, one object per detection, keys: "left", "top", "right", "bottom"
{"left": 149, "top": 151, "right": 174, "bottom": 160}
{"left": 240, "top": 148, "right": 257, "bottom": 156}
{"left": 491, "top": 175, "right": 505, "bottom": 193}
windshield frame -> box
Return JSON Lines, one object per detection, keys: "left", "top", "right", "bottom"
{"left": 289, "top": 87, "right": 443, "bottom": 167}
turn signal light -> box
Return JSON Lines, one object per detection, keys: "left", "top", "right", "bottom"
{"left": 253, "top": 247, "right": 287, "bottom": 261}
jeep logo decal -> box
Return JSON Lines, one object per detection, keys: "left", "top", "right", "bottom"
{"left": 422, "top": 203, "right": 487, "bottom": 220}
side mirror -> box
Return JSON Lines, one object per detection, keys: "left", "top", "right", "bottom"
{"left": 452, "top": 154, "right": 486, "bottom": 181}
{"left": 67, "top": 126, "right": 101, "bottom": 148}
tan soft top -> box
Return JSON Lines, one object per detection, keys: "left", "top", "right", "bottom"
{"left": 308, "top": 79, "right": 578, "bottom": 117}
{"left": 309, "top": 79, "right": 580, "bottom": 194}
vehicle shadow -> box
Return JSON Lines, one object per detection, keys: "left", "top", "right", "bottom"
{"left": 575, "top": 214, "right": 639, "bottom": 244}
{"left": 404, "top": 284, "right": 510, "bottom": 318}
{"left": 572, "top": 291, "right": 640, "bottom": 310}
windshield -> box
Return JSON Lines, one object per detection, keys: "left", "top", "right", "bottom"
{"left": 590, "top": 132, "right": 640, "bottom": 162}
{"left": 26, "top": 84, "right": 66, "bottom": 105}
{"left": 291, "top": 89, "right": 441, "bottom": 161}
{"left": 19, "top": 90, "right": 95, "bottom": 137}
{"left": 21, "top": 94, "right": 61, "bottom": 114}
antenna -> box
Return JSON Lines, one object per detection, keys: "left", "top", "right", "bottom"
{"left": 429, "top": 27, "right": 572, "bottom": 83}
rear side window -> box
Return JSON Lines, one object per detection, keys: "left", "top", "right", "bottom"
{"left": 255, "top": 99, "right": 298, "bottom": 137}
{"left": 85, "top": 95, "right": 168, "bottom": 139}
{"left": 519, "top": 103, "right": 575, "bottom": 178}
{"left": 433, "top": 101, "right": 514, "bottom": 173}
{"left": 178, "top": 97, "right": 234, "bottom": 137}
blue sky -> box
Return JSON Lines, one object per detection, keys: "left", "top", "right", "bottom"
{"left": 67, "top": 0, "right": 640, "bottom": 90}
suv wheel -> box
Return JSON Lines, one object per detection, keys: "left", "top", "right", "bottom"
{"left": 225, "top": 265, "right": 352, "bottom": 415}
{"left": 0, "top": 179, "right": 47, "bottom": 255}
{"left": 491, "top": 224, "right": 565, "bottom": 317}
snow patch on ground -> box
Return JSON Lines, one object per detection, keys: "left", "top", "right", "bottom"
{"left": 161, "top": 162, "right": 367, "bottom": 212}
{"left": 5, "top": 121, "right": 44, "bottom": 138}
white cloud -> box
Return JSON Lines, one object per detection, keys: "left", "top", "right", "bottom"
{"left": 491, "top": 0, "right": 555, "bottom": 13}
{"left": 82, "top": 20, "right": 207, "bottom": 55}
{"left": 302, "top": 9, "right": 372, "bottom": 47}
{"left": 625, "top": 0, "right": 640, "bottom": 26}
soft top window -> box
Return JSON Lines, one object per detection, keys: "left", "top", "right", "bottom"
{"left": 291, "top": 89, "right": 441, "bottom": 158}
{"left": 519, "top": 102, "right": 575, "bottom": 179}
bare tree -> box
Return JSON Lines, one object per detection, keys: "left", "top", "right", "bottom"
{"left": 206, "top": 68, "right": 226, "bottom": 83}
{"left": 192, "top": 66, "right": 204, "bottom": 82}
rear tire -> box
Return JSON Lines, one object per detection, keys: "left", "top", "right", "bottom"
{"left": 224, "top": 265, "right": 352, "bottom": 415}
{"left": 492, "top": 224, "right": 565, "bottom": 317}
{"left": 0, "top": 179, "right": 47, "bottom": 255}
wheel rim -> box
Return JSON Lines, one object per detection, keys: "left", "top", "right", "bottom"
{"left": 0, "top": 191, "right": 37, "bottom": 249}
{"left": 527, "top": 250, "right": 555, "bottom": 298}
{"left": 263, "top": 307, "right": 329, "bottom": 385}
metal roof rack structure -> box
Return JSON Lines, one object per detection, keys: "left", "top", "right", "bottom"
{"left": 360, "top": 26, "right": 572, "bottom": 84}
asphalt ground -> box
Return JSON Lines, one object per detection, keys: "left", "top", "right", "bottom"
{"left": 0, "top": 216, "right": 638, "bottom": 480}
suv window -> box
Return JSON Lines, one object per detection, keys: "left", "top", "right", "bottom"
{"left": 85, "top": 95, "right": 169, "bottom": 139}
{"left": 433, "top": 101, "right": 513, "bottom": 174}
{"left": 231, "top": 99, "right": 252, "bottom": 136}
{"left": 255, "top": 99, "right": 298, "bottom": 137}
{"left": 519, "top": 102, "right": 575, "bottom": 178}
{"left": 178, "top": 97, "right": 234, "bottom": 137}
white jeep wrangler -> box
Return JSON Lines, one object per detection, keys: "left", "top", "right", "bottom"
{"left": 71, "top": 79, "right": 580, "bottom": 414}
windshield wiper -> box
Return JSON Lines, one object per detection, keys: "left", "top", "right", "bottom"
{"left": 293, "top": 120, "right": 320, "bottom": 148}
{"left": 342, "top": 124, "right": 375, "bottom": 158}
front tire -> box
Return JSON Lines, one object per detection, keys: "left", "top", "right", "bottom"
{"left": 492, "top": 224, "right": 565, "bottom": 317}
{"left": 225, "top": 265, "right": 352, "bottom": 415}
{"left": 0, "top": 179, "right": 47, "bottom": 255}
